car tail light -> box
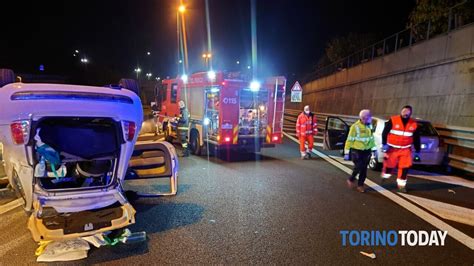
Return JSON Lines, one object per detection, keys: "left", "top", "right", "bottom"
{"left": 122, "top": 121, "right": 136, "bottom": 141}
{"left": 10, "top": 120, "right": 30, "bottom": 145}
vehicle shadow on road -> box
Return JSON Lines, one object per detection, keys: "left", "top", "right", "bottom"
{"left": 124, "top": 183, "right": 192, "bottom": 195}
{"left": 130, "top": 201, "right": 205, "bottom": 234}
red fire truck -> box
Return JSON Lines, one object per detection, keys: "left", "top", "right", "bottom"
{"left": 153, "top": 71, "right": 286, "bottom": 154}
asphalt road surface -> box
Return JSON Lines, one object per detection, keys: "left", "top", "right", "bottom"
{"left": 0, "top": 138, "right": 473, "bottom": 265}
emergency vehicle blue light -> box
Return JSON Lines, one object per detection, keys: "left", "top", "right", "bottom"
{"left": 210, "top": 87, "right": 219, "bottom": 93}
{"left": 203, "top": 117, "right": 210, "bottom": 125}
{"left": 207, "top": 71, "right": 216, "bottom": 80}
{"left": 181, "top": 74, "right": 188, "bottom": 83}
{"left": 250, "top": 81, "right": 260, "bottom": 92}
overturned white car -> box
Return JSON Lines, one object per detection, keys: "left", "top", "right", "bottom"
{"left": 0, "top": 69, "right": 177, "bottom": 241}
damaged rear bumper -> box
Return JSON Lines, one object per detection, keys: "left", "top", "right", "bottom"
{"left": 28, "top": 203, "right": 136, "bottom": 242}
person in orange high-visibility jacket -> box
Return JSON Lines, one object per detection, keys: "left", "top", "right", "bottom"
{"left": 296, "top": 105, "right": 318, "bottom": 159}
{"left": 381, "top": 105, "right": 421, "bottom": 193}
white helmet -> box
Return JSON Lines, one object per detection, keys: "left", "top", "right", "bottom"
{"left": 178, "top": 100, "right": 185, "bottom": 109}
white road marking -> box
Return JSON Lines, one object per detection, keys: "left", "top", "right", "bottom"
{"left": 398, "top": 193, "right": 474, "bottom": 226}
{"left": 0, "top": 198, "right": 24, "bottom": 215}
{"left": 329, "top": 155, "right": 354, "bottom": 166}
{"left": 283, "top": 132, "right": 474, "bottom": 250}
{"left": 409, "top": 174, "right": 474, "bottom": 189}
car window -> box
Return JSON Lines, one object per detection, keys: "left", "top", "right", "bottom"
{"left": 417, "top": 121, "right": 438, "bottom": 136}
{"left": 327, "top": 118, "right": 347, "bottom": 131}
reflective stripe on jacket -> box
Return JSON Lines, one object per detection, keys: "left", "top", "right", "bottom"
{"left": 387, "top": 115, "right": 417, "bottom": 149}
{"left": 296, "top": 112, "right": 318, "bottom": 136}
{"left": 344, "top": 120, "right": 376, "bottom": 155}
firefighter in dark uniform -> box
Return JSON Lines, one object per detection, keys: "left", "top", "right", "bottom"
{"left": 177, "top": 100, "right": 190, "bottom": 157}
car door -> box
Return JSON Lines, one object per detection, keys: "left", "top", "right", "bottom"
{"left": 125, "top": 141, "right": 178, "bottom": 196}
{"left": 323, "top": 116, "right": 349, "bottom": 150}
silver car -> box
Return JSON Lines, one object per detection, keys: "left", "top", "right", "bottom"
{"left": 323, "top": 116, "right": 445, "bottom": 170}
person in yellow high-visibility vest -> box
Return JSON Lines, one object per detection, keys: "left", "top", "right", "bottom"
{"left": 343, "top": 109, "right": 377, "bottom": 193}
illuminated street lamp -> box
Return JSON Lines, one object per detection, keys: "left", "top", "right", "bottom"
{"left": 202, "top": 53, "right": 212, "bottom": 69}
{"left": 147, "top": 51, "right": 151, "bottom": 56}
{"left": 80, "top": 58, "right": 88, "bottom": 63}
{"left": 134, "top": 67, "right": 141, "bottom": 79}
{"left": 146, "top": 73, "right": 152, "bottom": 80}
{"left": 178, "top": 4, "right": 186, "bottom": 13}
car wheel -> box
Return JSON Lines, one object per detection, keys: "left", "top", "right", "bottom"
{"left": 190, "top": 130, "right": 201, "bottom": 155}
{"left": 368, "top": 156, "right": 382, "bottom": 171}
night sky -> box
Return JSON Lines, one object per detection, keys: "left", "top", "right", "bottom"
{"left": 0, "top": 0, "right": 415, "bottom": 83}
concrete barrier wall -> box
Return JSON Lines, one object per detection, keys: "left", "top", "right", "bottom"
{"left": 294, "top": 24, "right": 474, "bottom": 127}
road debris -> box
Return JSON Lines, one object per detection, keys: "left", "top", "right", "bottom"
{"left": 82, "top": 233, "right": 108, "bottom": 248}
{"left": 360, "top": 251, "right": 376, "bottom": 259}
{"left": 36, "top": 238, "right": 90, "bottom": 262}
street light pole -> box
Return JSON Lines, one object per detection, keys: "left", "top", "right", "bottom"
{"left": 179, "top": 4, "right": 189, "bottom": 73}
{"left": 178, "top": 3, "right": 189, "bottom": 108}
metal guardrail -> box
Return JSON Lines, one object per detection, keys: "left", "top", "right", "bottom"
{"left": 304, "top": 1, "right": 474, "bottom": 82}
{"left": 284, "top": 109, "right": 474, "bottom": 174}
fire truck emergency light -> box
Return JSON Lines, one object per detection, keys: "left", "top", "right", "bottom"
{"left": 203, "top": 117, "right": 210, "bottom": 125}
{"left": 207, "top": 71, "right": 216, "bottom": 80}
{"left": 250, "top": 81, "right": 260, "bottom": 92}
{"left": 181, "top": 74, "right": 188, "bottom": 83}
